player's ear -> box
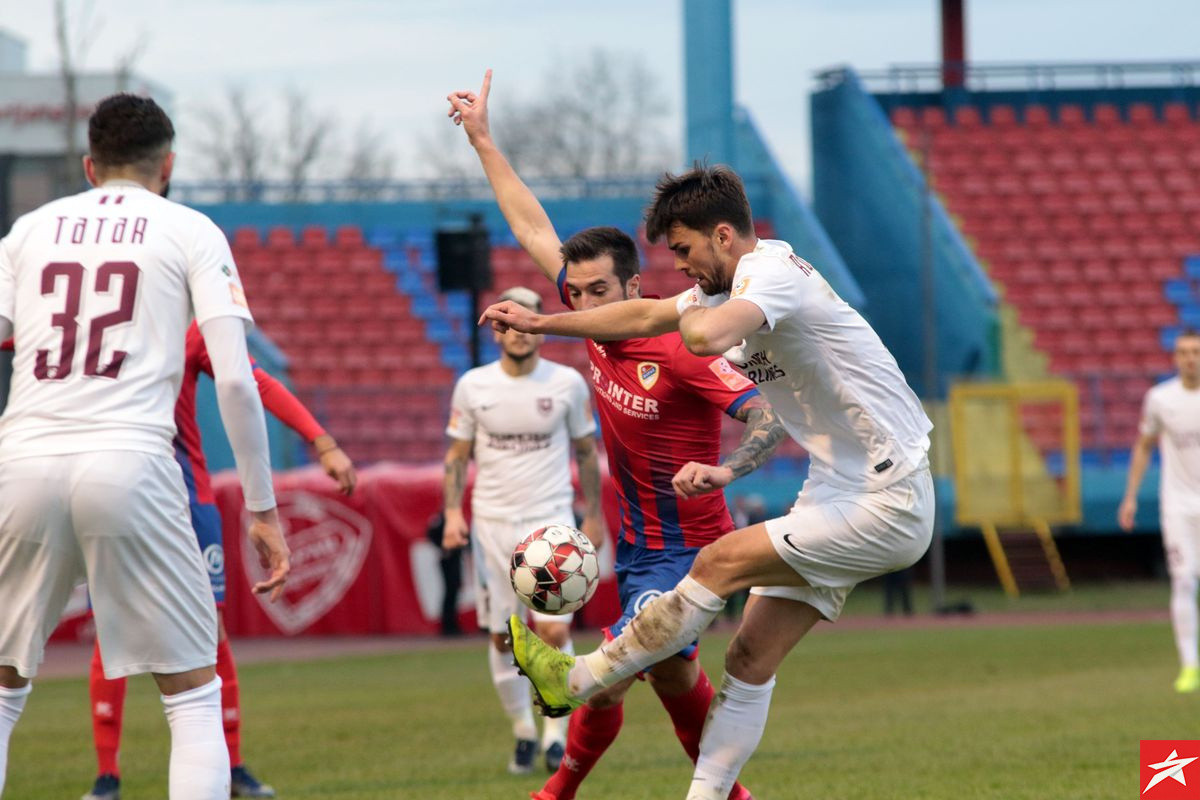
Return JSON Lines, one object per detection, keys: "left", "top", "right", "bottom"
{"left": 82, "top": 155, "right": 99, "bottom": 188}
{"left": 160, "top": 151, "right": 176, "bottom": 187}
{"left": 624, "top": 273, "right": 641, "bottom": 298}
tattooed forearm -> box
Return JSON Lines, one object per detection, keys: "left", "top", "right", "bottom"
{"left": 722, "top": 398, "right": 788, "bottom": 481}
{"left": 574, "top": 437, "right": 603, "bottom": 517}
{"left": 443, "top": 449, "right": 469, "bottom": 511}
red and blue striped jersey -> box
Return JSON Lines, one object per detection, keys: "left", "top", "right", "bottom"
{"left": 174, "top": 322, "right": 326, "bottom": 505}
{"left": 558, "top": 269, "right": 758, "bottom": 550}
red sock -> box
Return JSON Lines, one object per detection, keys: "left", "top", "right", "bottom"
{"left": 536, "top": 702, "right": 624, "bottom": 800}
{"left": 216, "top": 638, "right": 242, "bottom": 768}
{"left": 658, "top": 668, "right": 752, "bottom": 800}
{"left": 89, "top": 642, "right": 126, "bottom": 778}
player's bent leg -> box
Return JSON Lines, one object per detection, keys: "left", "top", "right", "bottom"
{"left": 531, "top": 619, "right": 573, "bottom": 769}
{"left": 488, "top": 632, "right": 539, "bottom": 773}
{"left": 534, "top": 678, "right": 635, "bottom": 800}
{"left": 0, "top": 668, "right": 31, "bottom": 798}
{"left": 687, "top": 596, "right": 820, "bottom": 800}
{"left": 153, "top": 667, "right": 228, "bottom": 800}
{"left": 560, "top": 525, "right": 805, "bottom": 699}
{"left": 89, "top": 640, "right": 127, "bottom": 793}
{"left": 649, "top": 657, "right": 754, "bottom": 800}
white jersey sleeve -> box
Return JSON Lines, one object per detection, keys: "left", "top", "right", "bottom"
{"left": 0, "top": 235, "right": 14, "bottom": 322}
{"left": 1140, "top": 390, "right": 1163, "bottom": 438}
{"left": 446, "top": 376, "right": 475, "bottom": 441}
{"left": 565, "top": 369, "right": 596, "bottom": 439}
{"left": 188, "top": 218, "right": 253, "bottom": 328}
{"left": 727, "top": 248, "right": 817, "bottom": 330}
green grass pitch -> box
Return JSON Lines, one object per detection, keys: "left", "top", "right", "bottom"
{"left": 5, "top": 587, "right": 1190, "bottom": 798}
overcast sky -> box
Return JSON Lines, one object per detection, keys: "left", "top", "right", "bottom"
{"left": 2, "top": 0, "right": 1196, "bottom": 194}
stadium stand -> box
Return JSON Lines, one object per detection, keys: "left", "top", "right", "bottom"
{"left": 888, "top": 99, "right": 1200, "bottom": 456}
{"left": 230, "top": 219, "right": 801, "bottom": 465}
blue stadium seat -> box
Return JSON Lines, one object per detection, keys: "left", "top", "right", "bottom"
{"left": 1161, "top": 326, "right": 1182, "bottom": 351}
{"left": 1185, "top": 255, "right": 1200, "bottom": 280}
{"left": 382, "top": 249, "right": 407, "bottom": 274}
{"left": 1165, "top": 279, "right": 1195, "bottom": 305}
{"left": 399, "top": 271, "right": 426, "bottom": 295}
{"left": 367, "top": 227, "right": 400, "bottom": 248}
{"left": 443, "top": 292, "right": 471, "bottom": 317}
{"left": 1180, "top": 306, "right": 1200, "bottom": 328}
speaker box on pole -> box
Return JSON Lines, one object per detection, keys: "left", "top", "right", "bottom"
{"left": 436, "top": 228, "right": 492, "bottom": 292}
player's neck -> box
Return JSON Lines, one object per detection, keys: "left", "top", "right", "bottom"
{"left": 500, "top": 352, "right": 539, "bottom": 377}
{"left": 1181, "top": 374, "right": 1200, "bottom": 390}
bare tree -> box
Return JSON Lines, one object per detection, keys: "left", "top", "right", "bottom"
{"left": 345, "top": 122, "right": 398, "bottom": 200}
{"left": 493, "top": 49, "right": 675, "bottom": 179}
{"left": 282, "top": 90, "right": 333, "bottom": 202}
{"left": 53, "top": 0, "right": 98, "bottom": 191}
{"left": 193, "top": 88, "right": 273, "bottom": 201}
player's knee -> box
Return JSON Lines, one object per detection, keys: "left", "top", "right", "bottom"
{"left": 689, "top": 543, "right": 737, "bottom": 595}
{"left": 646, "top": 657, "right": 699, "bottom": 696}
{"left": 725, "top": 633, "right": 776, "bottom": 685}
{"left": 491, "top": 633, "right": 511, "bottom": 654}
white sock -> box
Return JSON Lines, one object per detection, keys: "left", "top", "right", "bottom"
{"left": 572, "top": 575, "right": 724, "bottom": 697}
{"left": 0, "top": 683, "right": 31, "bottom": 797}
{"left": 687, "top": 673, "right": 776, "bottom": 800}
{"left": 540, "top": 639, "right": 573, "bottom": 748}
{"left": 489, "top": 645, "right": 537, "bottom": 741}
{"left": 161, "top": 677, "right": 229, "bottom": 800}
{"left": 1171, "top": 575, "right": 1199, "bottom": 669}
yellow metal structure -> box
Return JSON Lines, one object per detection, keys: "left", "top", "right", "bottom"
{"left": 949, "top": 381, "right": 1081, "bottom": 597}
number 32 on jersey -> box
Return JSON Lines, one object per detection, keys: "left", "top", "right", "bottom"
{"left": 36, "top": 260, "right": 141, "bottom": 381}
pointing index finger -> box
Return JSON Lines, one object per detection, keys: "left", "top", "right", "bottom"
{"left": 481, "top": 68, "right": 492, "bottom": 102}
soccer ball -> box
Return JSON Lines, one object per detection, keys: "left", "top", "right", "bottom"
{"left": 510, "top": 524, "right": 600, "bottom": 614}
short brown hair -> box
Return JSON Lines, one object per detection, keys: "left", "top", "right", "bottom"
{"left": 560, "top": 226, "right": 640, "bottom": 286}
{"left": 88, "top": 93, "right": 174, "bottom": 170}
{"left": 644, "top": 164, "right": 754, "bottom": 243}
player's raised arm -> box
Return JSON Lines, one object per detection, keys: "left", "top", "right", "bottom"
{"left": 449, "top": 69, "right": 563, "bottom": 283}
{"left": 481, "top": 294, "right": 681, "bottom": 342}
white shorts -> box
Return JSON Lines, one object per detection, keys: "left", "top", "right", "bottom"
{"left": 752, "top": 467, "right": 935, "bottom": 621}
{"left": 1162, "top": 508, "right": 1200, "bottom": 579}
{"left": 0, "top": 452, "right": 217, "bottom": 679}
{"left": 472, "top": 508, "right": 576, "bottom": 634}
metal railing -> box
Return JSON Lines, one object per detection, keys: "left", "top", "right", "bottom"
{"left": 170, "top": 174, "right": 673, "bottom": 207}
{"left": 816, "top": 61, "right": 1200, "bottom": 95}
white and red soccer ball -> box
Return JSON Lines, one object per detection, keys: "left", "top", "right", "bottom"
{"left": 510, "top": 524, "right": 600, "bottom": 614}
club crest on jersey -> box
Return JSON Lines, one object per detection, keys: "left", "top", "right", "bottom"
{"left": 537, "top": 397, "right": 553, "bottom": 415}
{"left": 637, "top": 362, "right": 660, "bottom": 391}
{"left": 731, "top": 277, "right": 751, "bottom": 297}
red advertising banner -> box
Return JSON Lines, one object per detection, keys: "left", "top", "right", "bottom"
{"left": 218, "top": 463, "right": 622, "bottom": 637}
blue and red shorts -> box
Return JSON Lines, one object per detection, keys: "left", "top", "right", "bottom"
{"left": 604, "top": 538, "right": 702, "bottom": 663}
{"left": 190, "top": 500, "right": 226, "bottom": 603}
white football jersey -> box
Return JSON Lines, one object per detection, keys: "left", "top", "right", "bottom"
{"left": 678, "top": 239, "right": 932, "bottom": 491}
{"left": 0, "top": 181, "right": 253, "bottom": 460}
{"left": 446, "top": 358, "right": 595, "bottom": 519}
{"left": 1140, "top": 376, "right": 1200, "bottom": 513}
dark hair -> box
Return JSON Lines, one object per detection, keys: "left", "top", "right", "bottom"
{"left": 560, "top": 226, "right": 640, "bottom": 286}
{"left": 644, "top": 163, "right": 754, "bottom": 243}
{"left": 88, "top": 94, "right": 175, "bottom": 170}
{"left": 1178, "top": 328, "right": 1200, "bottom": 340}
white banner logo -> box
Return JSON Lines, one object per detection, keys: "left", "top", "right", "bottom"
{"left": 241, "top": 491, "right": 372, "bottom": 635}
